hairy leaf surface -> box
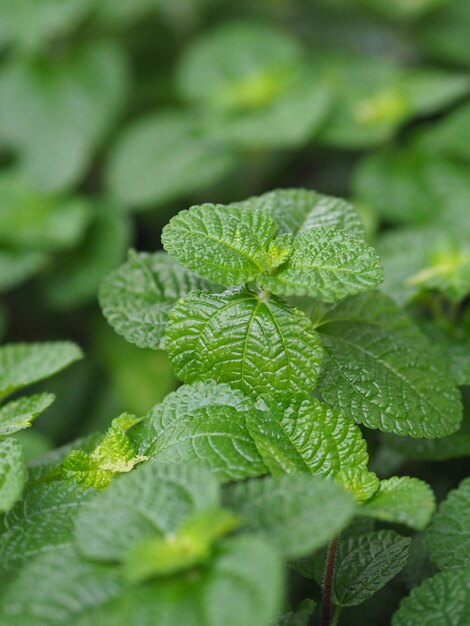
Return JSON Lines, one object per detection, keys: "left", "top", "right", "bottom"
{"left": 162, "top": 204, "right": 277, "bottom": 285}
{"left": 259, "top": 227, "right": 383, "bottom": 301}
{"left": 362, "top": 477, "right": 435, "bottom": 530}
{"left": 315, "top": 291, "right": 462, "bottom": 437}
{"left": 0, "top": 393, "right": 54, "bottom": 436}
{"left": 100, "top": 250, "right": 216, "bottom": 350}
{"left": 0, "top": 439, "right": 25, "bottom": 513}
{"left": 133, "top": 381, "right": 266, "bottom": 481}
{"left": 247, "top": 393, "right": 378, "bottom": 501}
{"left": 166, "top": 289, "right": 323, "bottom": 396}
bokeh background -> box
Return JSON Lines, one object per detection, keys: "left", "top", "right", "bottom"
{"left": 1, "top": 0, "right": 469, "bottom": 457}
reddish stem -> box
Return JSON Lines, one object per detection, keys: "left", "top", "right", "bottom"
{"left": 321, "top": 536, "right": 339, "bottom": 626}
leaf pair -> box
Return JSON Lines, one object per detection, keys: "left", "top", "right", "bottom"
{"left": 161, "top": 200, "right": 383, "bottom": 302}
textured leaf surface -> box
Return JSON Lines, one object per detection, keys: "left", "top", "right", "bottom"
{"left": 61, "top": 414, "right": 146, "bottom": 489}
{"left": 224, "top": 474, "right": 355, "bottom": 558}
{"left": 75, "top": 463, "right": 220, "bottom": 562}
{"left": 315, "top": 291, "right": 462, "bottom": 437}
{"left": 425, "top": 478, "right": 470, "bottom": 570}
{"left": 0, "top": 482, "right": 92, "bottom": 573}
{"left": 106, "top": 113, "right": 236, "bottom": 209}
{"left": 166, "top": 289, "right": 323, "bottom": 396}
{"left": 0, "top": 393, "right": 54, "bottom": 436}
{"left": 392, "top": 568, "right": 470, "bottom": 626}
{"left": 0, "top": 439, "right": 26, "bottom": 513}
{"left": 247, "top": 394, "right": 378, "bottom": 501}
{"left": 362, "top": 477, "right": 435, "bottom": 530}
{"left": 133, "top": 381, "right": 266, "bottom": 482}
{"left": 232, "top": 188, "right": 365, "bottom": 236}
{"left": 331, "top": 530, "right": 411, "bottom": 606}
{"left": 259, "top": 227, "right": 383, "bottom": 301}
{"left": 0, "top": 342, "right": 82, "bottom": 401}
{"left": 0, "top": 537, "right": 282, "bottom": 626}
{"left": 100, "top": 251, "right": 216, "bottom": 350}
{"left": 162, "top": 204, "right": 277, "bottom": 286}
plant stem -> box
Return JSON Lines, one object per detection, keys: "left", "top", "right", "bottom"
{"left": 321, "top": 536, "right": 339, "bottom": 626}
{"left": 330, "top": 606, "right": 342, "bottom": 626}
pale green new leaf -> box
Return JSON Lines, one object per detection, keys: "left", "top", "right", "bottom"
{"left": 331, "top": 530, "right": 411, "bottom": 606}
{"left": 99, "top": 250, "right": 216, "bottom": 350}
{"left": 361, "top": 477, "right": 435, "bottom": 530}
{"left": 247, "top": 393, "right": 378, "bottom": 502}
{"left": 106, "top": 113, "right": 236, "bottom": 210}
{"left": 232, "top": 188, "right": 365, "bottom": 237}
{"left": 425, "top": 477, "right": 470, "bottom": 570}
{"left": 0, "top": 342, "right": 82, "bottom": 401}
{"left": 315, "top": 291, "right": 462, "bottom": 437}
{"left": 392, "top": 568, "right": 470, "bottom": 626}
{"left": 123, "top": 508, "right": 239, "bottom": 583}
{"left": 162, "top": 204, "right": 277, "bottom": 286}
{"left": 0, "top": 481, "right": 92, "bottom": 574}
{"left": 75, "top": 463, "right": 220, "bottom": 562}
{"left": 259, "top": 227, "right": 383, "bottom": 301}
{"left": 224, "top": 474, "right": 355, "bottom": 558}
{"left": 165, "top": 289, "right": 323, "bottom": 397}
{"left": 0, "top": 393, "right": 54, "bottom": 436}
{"left": 0, "top": 439, "right": 26, "bottom": 513}
{"left": 61, "top": 414, "right": 147, "bottom": 489}
{"left": 133, "top": 381, "right": 267, "bottom": 482}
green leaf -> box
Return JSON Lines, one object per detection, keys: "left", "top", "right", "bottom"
{"left": 416, "top": 102, "right": 470, "bottom": 162}
{"left": 361, "top": 477, "right": 435, "bottom": 530}
{"left": 165, "top": 289, "right": 323, "bottom": 397}
{"left": 0, "top": 393, "right": 54, "bottom": 436}
{"left": 0, "top": 342, "right": 82, "bottom": 401}
{"left": 0, "top": 439, "right": 26, "bottom": 513}
{"left": 176, "top": 21, "right": 302, "bottom": 111}
{"left": 392, "top": 568, "right": 470, "bottom": 626}
{"left": 353, "top": 146, "right": 468, "bottom": 225}
{"left": 75, "top": 463, "right": 220, "bottom": 562}
{"left": 99, "top": 250, "right": 216, "bottom": 351}
{"left": 419, "top": 321, "right": 470, "bottom": 387}
{"left": 276, "top": 600, "right": 316, "bottom": 626}
{"left": 331, "top": 530, "right": 411, "bottom": 606}
{"left": 0, "top": 171, "right": 91, "bottom": 251}
{"left": 0, "top": 0, "right": 93, "bottom": 50}
{"left": 0, "top": 248, "right": 48, "bottom": 293}
{"left": 0, "top": 41, "right": 128, "bottom": 191}
{"left": 315, "top": 291, "right": 462, "bottom": 437}
{"left": 0, "top": 537, "right": 283, "bottom": 626}
{"left": 42, "top": 209, "right": 131, "bottom": 310}
{"left": 247, "top": 393, "right": 378, "bottom": 502}
{"left": 123, "top": 507, "right": 239, "bottom": 583}
{"left": 106, "top": 113, "right": 236, "bottom": 210}
{"left": 0, "top": 481, "right": 92, "bottom": 574}
{"left": 418, "top": 0, "right": 470, "bottom": 66}
{"left": 162, "top": 204, "right": 278, "bottom": 286}
{"left": 61, "top": 414, "right": 147, "bottom": 489}
{"left": 224, "top": 474, "right": 355, "bottom": 558}
{"left": 259, "top": 227, "right": 383, "bottom": 301}
{"left": 232, "top": 188, "right": 365, "bottom": 237}
{"left": 133, "top": 381, "right": 267, "bottom": 482}
{"left": 425, "top": 477, "right": 470, "bottom": 570}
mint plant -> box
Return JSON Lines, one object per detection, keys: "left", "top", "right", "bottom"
{"left": 0, "top": 187, "right": 467, "bottom": 624}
